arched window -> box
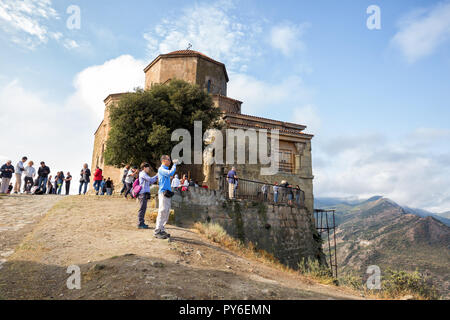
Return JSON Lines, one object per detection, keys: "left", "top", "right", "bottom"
{"left": 207, "top": 80, "right": 211, "bottom": 93}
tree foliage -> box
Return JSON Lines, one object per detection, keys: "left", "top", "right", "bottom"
{"left": 104, "top": 80, "right": 222, "bottom": 170}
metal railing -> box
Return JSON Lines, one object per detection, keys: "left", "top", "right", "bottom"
{"left": 314, "top": 209, "right": 338, "bottom": 278}
{"left": 220, "top": 175, "right": 306, "bottom": 208}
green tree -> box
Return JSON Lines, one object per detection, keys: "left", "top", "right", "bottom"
{"left": 104, "top": 80, "right": 222, "bottom": 171}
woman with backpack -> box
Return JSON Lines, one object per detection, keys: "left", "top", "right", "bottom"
{"left": 136, "top": 162, "right": 158, "bottom": 229}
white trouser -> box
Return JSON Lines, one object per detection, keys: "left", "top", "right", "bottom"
{"left": 1, "top": 178, "right": 11, "bottom": 193}
{"left": 228, "top": 183, "right": 235, "bottom": 199}
{"left": 155, "top": 193, "right": 171, "bottom": 233}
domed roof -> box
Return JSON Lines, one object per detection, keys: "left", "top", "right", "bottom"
{"left": 144, "top": 49, "right": 228, "bottom": 81}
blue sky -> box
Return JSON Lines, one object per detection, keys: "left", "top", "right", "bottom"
{"left": 1, "top": 0, "right": 449, "bottom": 212}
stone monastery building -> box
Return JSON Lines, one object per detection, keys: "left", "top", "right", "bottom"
{"left": 92, "top": 50, "right": 315, "bottom": 212}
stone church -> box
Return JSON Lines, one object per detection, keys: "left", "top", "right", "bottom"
{"left": 91, "top": 50, "right": 315, "bottom": 212}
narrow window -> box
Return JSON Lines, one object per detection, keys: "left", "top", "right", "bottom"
{"left": 100, "top": 144, "right": 105, "bottom": 163}
{"left": 207, "top": 80, "right": 211, "bottom": 93}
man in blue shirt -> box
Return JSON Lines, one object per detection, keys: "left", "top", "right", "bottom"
{"left": 227, "top": 167, "right": 237, "bottom": 199}
{"left": 155, "top": 155, "right": 178, "bottom": 239}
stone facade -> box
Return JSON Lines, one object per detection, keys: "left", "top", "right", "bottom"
{"left": 170, "top": 187, "right": 325, "bottom": 268}
{"left": 91, "top": 50, "right": 315, "bottom": 212}
{"left": 144, "top": 50, "right": 228, "bottom": 95}
{"left": 91, "top": 94, "right": 124, "bottom": 188}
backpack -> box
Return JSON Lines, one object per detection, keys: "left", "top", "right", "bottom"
{"left": 131, "top": 178, "right": 141, "bottom": 198}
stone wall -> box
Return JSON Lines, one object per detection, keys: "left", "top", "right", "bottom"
{"left": 196, "top": 57, "right": 227, "bottom": 95}
{"left": 90, "top": 95, "right": 124, "bottom": 191}
{"left": 144, "top": 55, "right": 227, "bottom": 95}
{"left": 169, "top": 187, "right": 325, "bottom": 269}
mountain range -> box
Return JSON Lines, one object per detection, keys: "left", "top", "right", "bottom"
{"left": 314, "top": 196, "right": 450, "bottom": 298}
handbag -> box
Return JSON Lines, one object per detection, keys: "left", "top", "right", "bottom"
{"left": 163, "top": 190, "right": 175, "bottom": 198}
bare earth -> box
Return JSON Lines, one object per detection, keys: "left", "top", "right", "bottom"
{"left": 0, "top": 195, "right": 361, "bottom": 300}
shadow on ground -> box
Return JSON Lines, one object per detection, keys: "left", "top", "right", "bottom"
{"left": 0, "top": 253, "right": 345, "bottom": 300}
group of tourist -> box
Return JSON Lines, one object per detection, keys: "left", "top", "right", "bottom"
{"left": 0, "top": 157, "right": 72, "bottom": 195}
{"left": 1, "top": 154, "right": 179, "bottom": 240}
{"left": 3, "top": 155, "right": 303, "bottom": 240}
{"left": 118, "top": 165, "right": 208, "bottom": 200}
{"left": 270, "top": 181, "right": 303, "bottom": 206}
{"left": 87, "top": 165, "right": 115, "bottom": 196}
{"left": 227, "top": 166, "right": 304, "bottom": 206}
{"left": 170, "top": 173, "right": 207, "bottom": 191}
{"left": 0, "top": 158, "right": 117, "bottom": 197}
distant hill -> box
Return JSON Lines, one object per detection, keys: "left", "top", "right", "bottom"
{"left": 315, "top": 196, "right": 450, "bottom": 298}
{"left": 438, "top": 211, "right": 450, "bottom": 220}
{"left": 315, "top": 196, "right": 450, "bottom": 226}
{"left": 403, "top": 207, "right": 450, "bottom": 227}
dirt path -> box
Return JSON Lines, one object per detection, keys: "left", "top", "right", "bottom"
{"left": 0, "top": 194, "right": 62, "bottom": 270}
{"left": 0, "top": 195, "right": 361, "bottom": 300}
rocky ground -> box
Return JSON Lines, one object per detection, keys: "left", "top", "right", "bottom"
{"left": 0, "top": 194, "right": 361, "bottom": 300}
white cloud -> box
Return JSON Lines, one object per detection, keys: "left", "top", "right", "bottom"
{"left": 0, "top": 0, "right": 81, "bottom": 51}
{"left": 49, "top": 31, "right": 62, "bottom": 40}
{"left": 228, "top": 73, "right": 314, "bottom": 110}
{"left": 142, "top": 1, "right": 262, "bottom": 70}
{"left": 391, "top": 1, "right": 450, "bottom": 63}
{"left": 0, "top": 78, "right": 93, "bottom": 194}
{"left": 292, "top": 104, "right": 321, "bottom": 133}
{"left": 228, "top": 73, "right": 317, "bottom": 129}
{"left": 269, "top": 22, "right": 309, "bottom": 56}
{"left": 314, "top": 131, "right": 450, "bottom": 212}
{"left": 66, "top": 55, "right": 146, "bottom": 121}
{"left": 0, "top": 54, "right": 147, "bottom": 193}
{"left": 63, "top": 38, "right": 79, "bottom": 49}
{"left": 0, "top": 0, "right": 58, "bottom": 48}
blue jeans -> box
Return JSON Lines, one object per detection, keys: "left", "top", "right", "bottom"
{"left": 138, "top": 194, "right": 148, "bottom": 226}
{"left": 120, "top": 181, "right": 126, "bottom": 194}
{"left": 38, "top": 177, "right": 48, "bottom": 193}
{"left": 93, "top": 180, "right": 101, "bottom": 193}
{"left": 274, "top": 192, "right": 278, "bottom": 203}
{"left": 79, "top": 181, "right": 88, "bottom": 194}
{"left": 57, "top": 183, "right": 63, "bottom": 195}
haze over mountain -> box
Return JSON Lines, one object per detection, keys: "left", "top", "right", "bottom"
{"left": 315, "top": 196, "right": 450, "bottom": 298}
{"left": 315, "top": 196, "right": 450, "bottom": 226}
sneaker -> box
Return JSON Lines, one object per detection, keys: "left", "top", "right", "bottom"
{"left": 154, "top": 232, "right": 169, "bottom": 239}
{"left": 160, "top": 230, "right": 171, "bottom": 237}
{"left": 138, "top": 224, "right": 150, "bottom": 229}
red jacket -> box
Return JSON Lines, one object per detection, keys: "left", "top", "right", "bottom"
{"left": 94, "top": 169, "right": 103, "bottom": 181}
